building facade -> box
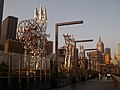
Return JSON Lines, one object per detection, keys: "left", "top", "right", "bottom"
{"left": 105, "top": 48, "right": 111, "bottom": 59}
{"left": 96, "top": 37, "right": 105, "bottom": 64}
{"left": 97, "top": 37, "right": 104, "bottom": 53}
{"left": 105, "top": 48, "right": 111, "bottom": 64}
{"left": 1, "top": 16, "right": 18, "bottom": 45}
{"left": 3, "top": 40, "right": 24, "bottom": 67}
{"left": 88, "top": 51, "right": 103, "bottom": 71}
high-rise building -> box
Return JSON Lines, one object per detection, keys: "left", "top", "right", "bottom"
{"left": 105, "top": 48, "right": 111, "bottom": 64}
{"left": 96, "top": 37, "right": 105, "bottom": 64}
{"left": 97, "top": 37, "right": 104, "bottom": 53}
{"left": 118, "top": 43, "right": 120, "bottom": 55}
{"left": 105, "top": 54, "right": 110, "bottom": 64}
{"left": 0, "top": 0, "right": 4, "bottom": 40}
{"left": 105, "top": 48, "right": 111, "bottom": 59}
{"left": 1, "top": 16, "right": 18, "bottom": 45}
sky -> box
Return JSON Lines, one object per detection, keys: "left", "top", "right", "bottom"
{"left": 3, "top": 0, "right": 120, "bottom": 57}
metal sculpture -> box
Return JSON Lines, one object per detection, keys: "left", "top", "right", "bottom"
{"left": 63, "top": 34, "right": 75, "bottom": 72}
{"left": 17, "top": 19, "right": 41, "bottom": 50}
{"left": 17, "top": 6, "right": 49, "bottom": 80}
{"left": 34, "top": 6, "right": 49, "bottom": 79}
{"left": 78, "top": 45, "right": 84, "bottom": 69}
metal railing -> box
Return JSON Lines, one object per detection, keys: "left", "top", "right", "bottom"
{"left": 112, "top": 75, "right": 120, "bottom": 90}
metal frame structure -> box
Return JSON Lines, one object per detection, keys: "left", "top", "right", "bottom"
{"left": 74, "top": 39, "right": 93, "bottom": 68}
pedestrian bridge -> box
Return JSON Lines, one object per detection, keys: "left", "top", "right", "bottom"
{"left": 0, "top": 75, "right": 119, "bottom": 90}
{"left": 52, "top": 79, "right": 115, "bottom": 90}
{"left": 50, "top": 74, "right": 120, "bottom": 90}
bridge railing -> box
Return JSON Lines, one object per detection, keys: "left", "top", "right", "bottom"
{"left": 112, "top": 75, "right": 120, "bottom": 90}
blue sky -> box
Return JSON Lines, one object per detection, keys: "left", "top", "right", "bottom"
{"left": 3, "top": 0, "right": 120, "bottom": 57}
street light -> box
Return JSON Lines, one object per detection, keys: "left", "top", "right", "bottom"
{"left": 84, "top": 48, "right": 97, "bottom": 80}
{"left": 54, "top": 20, "right": 83, "bottom": 87}
{"left": 74, "top": 39, "right": 93, "bottom": 68}
{"left": 73, "top": 39, "right": 93, "bottom": 80}
{"left": 84, "top": 48, "right": 97, "bottom": 68}
{"left": 55, "top": 20, "right": 83, "bottom": 75}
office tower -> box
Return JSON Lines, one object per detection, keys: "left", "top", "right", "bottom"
{"left": 105, "top": 48, "right": 111, "bottom": 64}
{"left": 105, "top": 48, "right": 111, "bottom": 59}
{"left": 97, "top": 37, "right": 104, "bottom": 53}
{"left": 0, "top": 0, "right": 4, "bottom": 40}
{"left": 1, "top": 16, "right": 18, "bottom": 45}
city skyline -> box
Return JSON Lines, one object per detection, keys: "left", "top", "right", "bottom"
{"left": 3, "top": 0, "right": 120, "bottom": 58}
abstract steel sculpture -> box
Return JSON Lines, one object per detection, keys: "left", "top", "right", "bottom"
{"left": 78, "top": 45, "right": 84, "bottom": 69}
{"left": 63, "top": 34, "right": 75, "bottom": 74}
{"left": 17, "top": 6, "right": 49, "bottom": 80}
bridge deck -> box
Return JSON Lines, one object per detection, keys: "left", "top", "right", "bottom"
{"left": 52, "top": 79, "right": 116, "bottom": 90}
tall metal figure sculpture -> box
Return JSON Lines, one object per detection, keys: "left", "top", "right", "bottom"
{"left": 63, "top": 34, "right": 75, "bottom": 74}
{"left": 78, "top": 45, "right": 84, "bottom": 70}
{"left": 34, "top": 6, "right": 49, "bottom": 79}
{"left": 17, "top": 6, "right": 49, "bottom": 80}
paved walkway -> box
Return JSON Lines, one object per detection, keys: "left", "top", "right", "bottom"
{"left": 51, "top": 79, "right": 116, "bottom": 90}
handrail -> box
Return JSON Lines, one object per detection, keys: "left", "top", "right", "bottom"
{"left": 112, "top": 75, "right": 120, "bottom": 90}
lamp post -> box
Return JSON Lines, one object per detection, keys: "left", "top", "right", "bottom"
{"left": 84, "top": 48, "right": 97, "bottom": 79}
{"left": 74, "top": 39, "right": 93, "bottom": 69}
{"left": 54, "top": 20, "right": 83, "bottom": 87}
{"left": 74, "top": 39, "right": 93, "bottom": 81}
{"left": 84, "top": 48, "right": 97, "bottom": 69}
{"left": 55, "top": 20, "right": 83, "bottom": 76}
